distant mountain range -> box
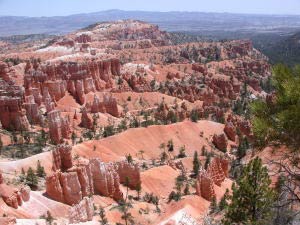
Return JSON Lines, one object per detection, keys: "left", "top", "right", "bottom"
{"left": 1, "top": 9, "right": 300, "bottom": 36}
{"left": 1, "top": 9, "right": 300, "bottom": 66}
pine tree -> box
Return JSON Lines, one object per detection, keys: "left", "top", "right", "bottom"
{"left": 251, "top": 64, "right": 300, "bottom": 148}
{"left": 201, "top": 146, "right": 207, "bottom": 156}
{"left": 219, "top": 188, "right": 229, "bottom": 211}
{"left": 126, "top": 154, "right": 133, "bottom": 164}
{"left": 26, "top": 167, "right": 38, "bottom": 189}
{"left": 204, "top": 154, "right": 211, "bottom": 170}
{"left": 168, "top": 191, "right": 181, "bottom": 202}
{"left": 160, "top": 151, "right": 168, "bottom": 163}
{"left": 45, "top": 211, "right": 54, "bottom": 225}
{"left": 177, "top": 146, "right": 186, "bottom": 158}
{"left": 135, "top": 181, "right": 142, "bottom": 200}
{"left": 40, "top": 129, "right": 47, "bottom": 146}
{"left": 99, "top": 207, "right": 108, "bottom": 225}
{"left": 190, "top": 109, "right": 199, "bottom": 122}
{"left": 138, "top": 150, "right": 145, "bottom": 160}
{"left": 19, "top": 167, "right": 26, "bottom": 182}
{"left": 159, "top": 143, "right": 166, "bottom": 152}
{"left": 23, "top": 131, "right": 31, "bottom": 144}
{"left": 183, "top": 183, "right": 190, "bottom": 195}
{"left": 236, "top": 136, "right": 248, "bottom": 159}
{"left": 71, "top": 132, "right": 77, "bottom": 145}
{"left": 18, "top": 136, "right": 25, "bottom": 158}
{"left": 111, "top": 177, "right": 134, "bottom": 225}
{"left": 175, "top": 172, "right": 187, "bottom": 195}
{"left": 167, "top": 139, "right": 174, "bottom": 152}
{"left": 192, "top": 151, "right": 201, "bottom": 177}
{"left": 223, "top": 157, "right": 275, "bottom": 225}
{"left": 210, "top": 196, "right": 218, "bottom": 214}
{"left": 36, "top": 160, "right": 46, "bottom": 178}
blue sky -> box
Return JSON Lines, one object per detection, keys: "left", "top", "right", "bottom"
{"left": 0, "top": 0, "right": 299, "bottom": 16}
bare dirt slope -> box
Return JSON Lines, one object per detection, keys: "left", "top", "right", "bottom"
{"left": 73, "top": 120, "right": 225, "bottom": 162}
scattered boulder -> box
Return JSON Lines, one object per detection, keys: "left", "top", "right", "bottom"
{"left": 224, "top": 122, "right": 236, "bottom": 141}
{"left": 212, "top": 133, "right": 228, "bottom": 152}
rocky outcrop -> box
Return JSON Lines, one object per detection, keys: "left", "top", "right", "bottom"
{"left": 218, "top": 158, "right": 229, "bottom": 178}
{"left": 60, "top": 171, "right": 83, "bottom": 205}
{"left": 0, "top": 217, "right": 16, "bottom": 225}
{"left": 224, "top": 122, "right": 236, "bottom": 142}
{"left": 57, "top": 38, "right": 75, "bottom": 47}
{"left": 91, "top": 94, "right": 105, "bottom": 113}
{"left": 46, "top": 147, "right": 144, "bottom": 206}
{"left": 125, "top": 74, "right": 152, "bottom": 93}
{"left": 0, "top": 61, "right": 16, "bottom": 82}
{"left": 0, "top": 171, "right": 31, "bottom": 209}
{"left": 90, "top": 159, "right": 123, "bottom": 201}
{"left": 46, "top": 146, "right": 124, "bottom": 206}
{"left": 115, "top": 161, "right": 141, "bottom": 189}
{"left": 46, "top": 160, "right": 94, "bottom": 205}
{"left": 0, "top": 96, "right": 30, "bottom": 131}
{"left": 47, "top": 110, "right": 71, "bottom": 144}
{"left": 79, "top": 107, "right": 93, "bottom": 129}
{"left": 46, "top": 170, "right": 84, "bottom": 205}
{"left": 68, "top": 161, "right": 94, "bottom": 199}
{"left": 192, "top": 63, "right": 208, "bottom": 75}
{"left": 207, "top": 158, "right": 227, "bottom": 186}
{"left": 24, "top": 95, "right": 40, "bottom": 124}
{"left": 19, "top": 186, "right": 30, "bottom": 202}
{"left": 0, "top": 63, "right": 25, "bottom": 125}
{"left": 45, "top": 171, "right": 65, "bottom": 203}
{"left": 247, "top": 78, "right": 260, "bottom": 91}
{"left": 195, "top": 157, "right": 229, "bottom": 201}
{"left": 68, "top": 197, "right": 94, "bottom": 224}
{"left": 47, "top": 145, "right": 87, "bottom": 204}
{"left": 52, "top": 144, "right": 73, "bottom": 172}
{"left": 212, "top": 133, "right": 228, "bottom": 152}
{"left": 89, "top": 93, "right": 120, "bottom": 117}
{"left": 103, "top": 94, "right": 119, "bottom": 117}
{"left": 75, "top": 34, "right": 92, "bottom": 43}
{"left": 195, "top": 170, "right": 216, "bottom": 201}
{"left": 238, "top": 120, "right": 251, "bottom": 137}
{"left": 24, "top": 58, "right": 121, "bottom": 106}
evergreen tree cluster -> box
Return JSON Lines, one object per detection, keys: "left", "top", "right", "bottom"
{"left": 223, "top": 157, "right": 275, "bottom": 225}
{"left": 251, "top": 64, "right": 300, "bottom": 149}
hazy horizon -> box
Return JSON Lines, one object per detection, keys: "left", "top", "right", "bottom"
{"left": 0, "top": 0, "right": 300, "bottom": 17}
{"left": 2, "top": 9, "right": 300, "bottom": 18}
